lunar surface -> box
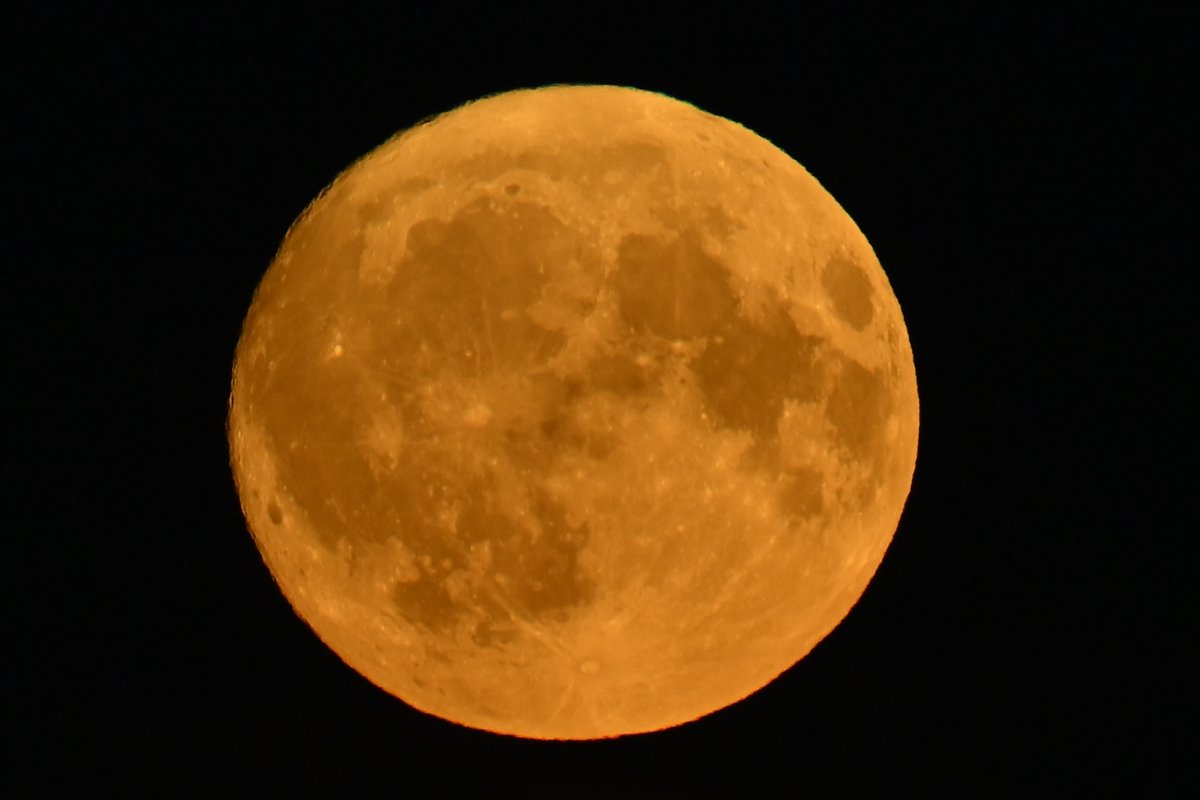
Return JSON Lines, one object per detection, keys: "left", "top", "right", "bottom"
{"left": 228, "top": 85, "right": 918, "bottom": 739}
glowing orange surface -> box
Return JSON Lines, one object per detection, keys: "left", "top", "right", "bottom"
{"left": 228, "top": 85, "right": 918, "bottom": 738}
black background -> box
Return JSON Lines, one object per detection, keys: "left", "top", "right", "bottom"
{"left": 9, "top": 6, "right": 1195, "bottom": 795}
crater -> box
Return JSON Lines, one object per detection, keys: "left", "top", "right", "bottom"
{"left": 821, "top": 256, "right": 875, "bottom": 331}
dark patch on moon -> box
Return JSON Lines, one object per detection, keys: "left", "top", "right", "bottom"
{"left": 391, "top": 483, "right": 594, "bottom": 639}
{"left": 778, "top": 466, "right": 825, "bottom": 520}
{"left": 393, "top": 197, "right": 578, "bottom": 373}
{"left": 614, "top": 230, "right": 737, "bottom": 339}
{"left": 821, "top": 256, "right": 875, "bottom": 331}
{"left": 693, "top": 308, "right": 826, "bottom": 443}
{"left": 391, "top": 562, "right": 460, "bottom": 634}
{"left": 825, "top": 357, "right": 889, "bottom": 459}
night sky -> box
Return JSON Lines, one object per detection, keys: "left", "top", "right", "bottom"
{"left": 10, "top": 7, "right": 1194, "bottom": 795}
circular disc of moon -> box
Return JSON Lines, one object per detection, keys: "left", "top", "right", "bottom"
{"left": 228, "top": 85, "right": 918, "bottom": 739}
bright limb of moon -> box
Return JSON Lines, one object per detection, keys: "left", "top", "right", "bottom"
{"left": 228, "top": 85, "right": 918, "bottom": 739}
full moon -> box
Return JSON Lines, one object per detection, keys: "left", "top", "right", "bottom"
{"left": 228, "top": 85, "right": 918, "bottom": 739}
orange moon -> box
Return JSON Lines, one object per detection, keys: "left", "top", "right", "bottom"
{"left": 228, "top": 85, "right": 918, "bottom": 739}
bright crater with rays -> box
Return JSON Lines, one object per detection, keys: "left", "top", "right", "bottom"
{"left": 228, "top": 85, "right": 919, "bottom": 739}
